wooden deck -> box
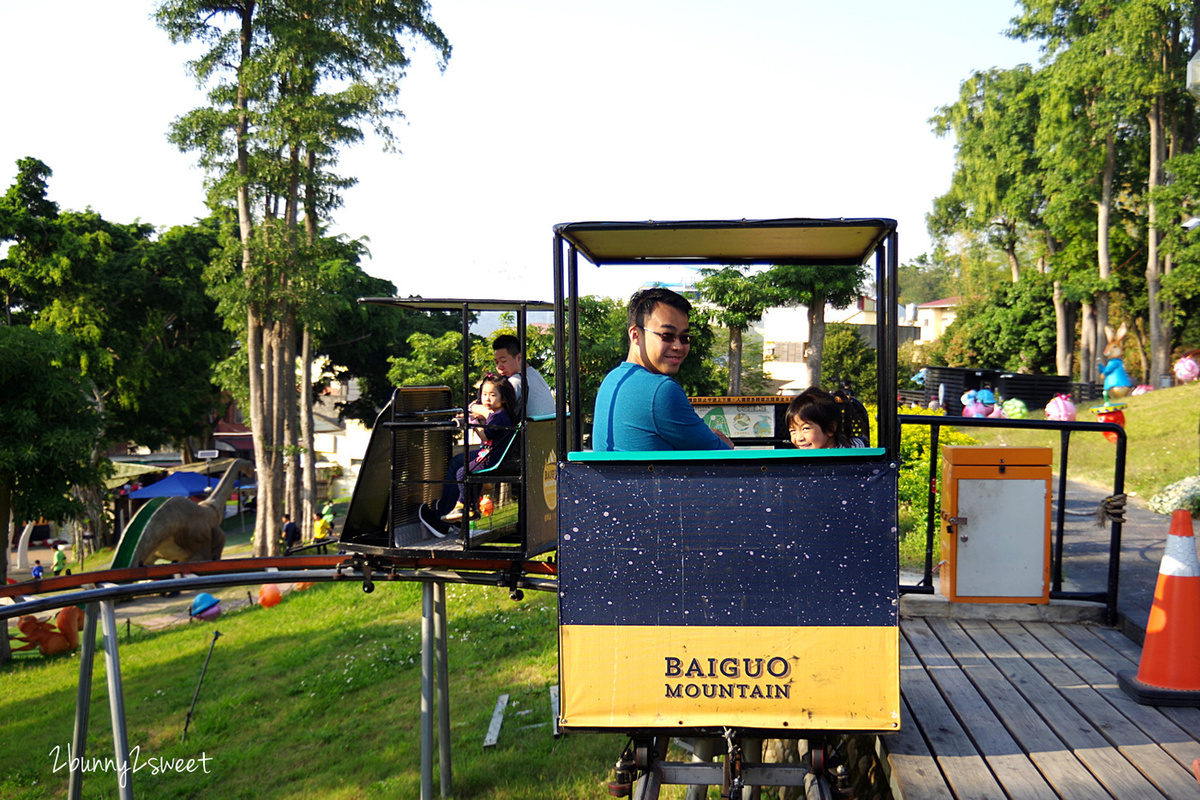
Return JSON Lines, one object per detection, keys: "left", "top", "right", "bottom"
{"left": 880, "top": 617, "right": 1200, "bottom": 799}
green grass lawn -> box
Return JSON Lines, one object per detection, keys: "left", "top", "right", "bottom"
{"left": 1, "top": 581, "right": 642, "bottom": 799}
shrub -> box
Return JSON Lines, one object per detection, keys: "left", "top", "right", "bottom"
{"left": 895, "top": 407, "right": 980, "bottom": 541}
{"left": 1148, "top": 475, "right": 1200, "bottom": 517}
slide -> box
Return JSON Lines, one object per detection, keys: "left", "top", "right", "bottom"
{"left": 110, "top": 497, "right": 168, "bottom": 569}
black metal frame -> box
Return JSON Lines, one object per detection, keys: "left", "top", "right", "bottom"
{"left": 341, "top": 297, "right": 554, "bottom": 559}
{"left": 898, "top": 414, "right": 1127, "bottom": 626}
{"left": 551, "top": 218, "right": 901, "bottom": 458}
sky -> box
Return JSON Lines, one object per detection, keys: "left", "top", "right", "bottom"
{"left": 0, "top": 1, "right": 1044, "bottom": 304}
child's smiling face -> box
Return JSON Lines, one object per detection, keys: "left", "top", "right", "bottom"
{"left": 789, "top": 419, "right": 832, "bottom": 449}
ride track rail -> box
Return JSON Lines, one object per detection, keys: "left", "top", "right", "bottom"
{"left": 0, "top": 554, "right": 558, "bottom": 620}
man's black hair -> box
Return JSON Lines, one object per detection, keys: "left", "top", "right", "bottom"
{"left": 627, "top": 287, "right": 692, "bottom": 331}
{"left": 492, "top": 334, "right": 521, "bottom": 357}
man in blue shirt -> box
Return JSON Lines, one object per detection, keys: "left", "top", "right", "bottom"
{"left": 592, "top": 288, "right": 733, "bottom": 452}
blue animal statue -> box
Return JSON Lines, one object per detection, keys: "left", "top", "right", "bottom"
{"left": 1098, "top": 323, "right": 1133, "bottom": 403}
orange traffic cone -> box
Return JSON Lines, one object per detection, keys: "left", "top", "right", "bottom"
{"left": 1118, "top": 509, "right": 1200, "bottom": 706}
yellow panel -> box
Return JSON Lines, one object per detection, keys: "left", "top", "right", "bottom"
{"left": 559, "top": 625, "right": 899, "bottom": 732}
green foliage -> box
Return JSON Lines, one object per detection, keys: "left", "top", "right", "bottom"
{"left": 1, "top": 159, "right": 231, "bottom": 450}
{"left": 927, "top": 272, "right": 1057, "bottom": 373}
{"left": 928, "top": 65, "right": 1043, "bottom": 268}
{"left": 488, "top": 315, "right": 558, "bottom": 391}
{"left": 895, "top": 407, "right": 980, "bottom": 547}
{"left": 697, "top": 266, "right": 781, "bottom": 331}
{"left": 1154, "top": 151, "right": 1200, "bottom": 328}
{"left": 766, "top": 262, "right": 866, "bottom": 310}
{"left": 387, "top": 330, "right": 479, "bottom": 407}
{"left": 898, "top": 254, "right": 958, "bottom": 306}
{"left": 711, "top": 326, "right": 774, "bottom": 396}
{"left": 0, "top": 326, "right": 102, "bottom": 524}
{"left": 821, "top": 323, "right": 877, "bottom": 404}
{"left": 698, "top": 267, "right": 782, "bottom": 395}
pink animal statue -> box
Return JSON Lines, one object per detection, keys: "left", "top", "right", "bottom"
{"left": 1045, "top": 394, "right": 1077, "bottom": 422}
{"left": 1175, "top": 356, "right": 1199, "bottom": 384}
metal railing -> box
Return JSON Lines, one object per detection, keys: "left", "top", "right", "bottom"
{"left": 897, "top": 414, "right": 1127, "bottom": 626}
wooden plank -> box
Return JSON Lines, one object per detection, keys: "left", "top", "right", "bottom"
{"left": 1083, "top": 624, "right": 1145, "bottom": 666}
{"left": 878, "top": 695, "right": 954, "bottom": 800}
{"left": 483, "top": 693, "right": 508, "bottom": 747}
{"left": 906, "top": 619, "right": 1059, "bottom": 800}
{"left": 993, "top": 620, "right": 1196, "bottom": 800}
{"left": 1072, "top": 625, "right": 1200, "bottom": 739}
{"left": 899, "top": 630, "right": 1007, "bottom": 799}
{"left": 959, "top": 619, "right": 1165, "bottom": 799}
{"left": 923, "top": 617, "right": 1109, "bottom": 800}
{"left": 1049, "top": 623, "right": 1200, "bottom": 772}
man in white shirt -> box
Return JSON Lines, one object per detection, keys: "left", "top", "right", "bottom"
{"left": 491, "top": 334, "right": 555, "bottom": 417}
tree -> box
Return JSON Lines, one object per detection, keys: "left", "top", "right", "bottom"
{"left": 0, "top": 326, "right": 102, "bottom": 666}
{"left": 821, "top": 323, "right": 878, "bottom": 404}
{"left": 1, "top": 159, "right": 231, "bottom": 545}
{"left": 898, "top": 255, "right": 957, "bottom": 306}
{"left": 697, "top": 267, "right": 781, "bottom": 395}
{"left": 765, "top": 263, "right": 867, "bottom": 388}
{"left": 157, "top": 0, "right": 450, "bottom": 555}
{"left": 927, "top": 274, "right": 1058, "bottom": 374}
{"left": 929, "top": 65, "right": 1043, "bottom": 284}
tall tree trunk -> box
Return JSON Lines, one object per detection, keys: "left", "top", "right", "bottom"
{"left": 806, "top": 292, "right": 827, "bottom": 389}
{"left": 1147, "top": 95, "right": 1169, "bottom": 380}
{"left": 282, "top": 311, "right": 300, "bottom": 532}
{"left": 301, "top": 148, "right": 319, "bottom": 534}
{"left": 1080, "top": 301, "right": 1097, "bottom": 388}
{"left": 1096, "top": 129, "right": 1116, "bottom": 360}
{"left": 269, "top": 320, "right": 287, "bottom": 556}
{"left": 1131, "top": 318, "right": 1151, "bottom": 386}
{"left": 728, "top": 327, "right": 743, "bottom": 396}
{"left": 300, "top": 325, "right": 316, "bottom": 535}
{"left": 248, "top": 310, "right": 274, "bottom": 556}
{"left": 1053, "top": 280, "right": 1075, "bottom": 378}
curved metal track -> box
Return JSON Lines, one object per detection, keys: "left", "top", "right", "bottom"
{"left": 0, "top": 554, "right": 557, "bottom": 620}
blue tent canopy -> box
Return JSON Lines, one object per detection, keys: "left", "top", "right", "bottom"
{"left": 128, "top": 472, "right": 247, "bottom": 499}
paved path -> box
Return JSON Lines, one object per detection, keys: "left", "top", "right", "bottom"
{"left": 1053, "top": 479, "right": 1174, "bottom": 642}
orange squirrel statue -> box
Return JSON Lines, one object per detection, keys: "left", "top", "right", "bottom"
{"left": 9, "top": 607, "right": 85, "bottom": 656}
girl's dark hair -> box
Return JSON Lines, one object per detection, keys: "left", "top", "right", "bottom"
{"left": 480, "top": 373, "right": 518, "bottom": 418}
{"left": 785, "top": 387, "right": 851, "bottom": 447}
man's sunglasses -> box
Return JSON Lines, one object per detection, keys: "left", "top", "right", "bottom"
{"left": 638, "top": 326, "right": 692, "bottom": 345}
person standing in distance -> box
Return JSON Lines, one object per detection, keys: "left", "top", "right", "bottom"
{"left": 592, "top": 287, "right": 733, "bottom": 452}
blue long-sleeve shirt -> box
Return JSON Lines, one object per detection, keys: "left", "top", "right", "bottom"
{"left": 592, "top": 362, "right": 731, "bottom": 452}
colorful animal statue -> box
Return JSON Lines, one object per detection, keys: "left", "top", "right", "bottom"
{"left": 1045, "top": 394, "right": 1077, "bottom": 422}
{"left": 130, "top": 459, "right": 254, "bottom": 566}
{"left": 975, "top": 388, "right": 997, "bottom": 415}
{"left": 1175, "top": 356, "right": 1199, "bottom": 384}
{"left": 9, "top": 607, "right": 83, "bottom": 656}
{"left": 1002, "top": 397, "right": 1028, "bottom": 419}
{"left": 1098, "top": 323, "right": 1133, "bottom": 402}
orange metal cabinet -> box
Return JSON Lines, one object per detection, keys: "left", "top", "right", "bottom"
{"left": 938, "top": 446, "right": 1052, "bottom": 604}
